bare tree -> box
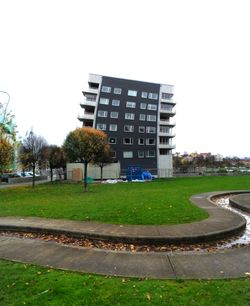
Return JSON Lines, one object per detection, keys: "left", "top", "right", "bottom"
{"left": 19, "top": 130, "right": 47, "bottom": 188}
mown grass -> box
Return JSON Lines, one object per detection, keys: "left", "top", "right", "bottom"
{"left": 1, "top": 176, "right": 250, "bottom": 305}
{"left": 0, "top": 259, "right": 250, "bottom": 306}
{"left": 1, "top": 176, "right": 250, "bottom": 225}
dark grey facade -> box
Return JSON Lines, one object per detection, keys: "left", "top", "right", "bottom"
{"left": 78, "top": 74, "right": 176, "bottom": 177}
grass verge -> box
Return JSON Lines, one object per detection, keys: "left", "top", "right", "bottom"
{"left": 0, "top": 176, "right": 250, "bottom": 225}
{"left": 0, "top": 259, "right": 250, "bottom": 306}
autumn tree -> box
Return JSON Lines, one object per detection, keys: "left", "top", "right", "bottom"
{"left": 93, "top": 144, "right": 114, "bottom": 181}
{"left": 63, "top": 127, "right": 109, "bottom": 191}
{"left": 0, "top": 101, "right": 17, "bottom": 173}
{"left": 19, "top": 130, "right": 47, "bottom": 188}
{"left": 43, "top": 145, "right": 67, "bottom": 182}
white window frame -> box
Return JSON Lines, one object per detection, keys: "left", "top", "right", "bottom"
{"left": 139, "top": 126, "right": 145, "bottom": 133}
{"left": 110, "top": 111, "right": 119, "bottom": 119}
{"left": 96, "top": 123, "right": 106, "bottom": 131}
{"left": 141, "top": 92, "right": 148, "bottom": 98}
{"left": 123, "top": 151, "right": 133, "bottom": 158}
{"left": 99, "top": 98, "right": 109, "bottom": 105}
{"left": 148, "top": 92, "right": 158, "bottom": 100}
{"left": 114, "top": 88, "right": 122, "bottom": 94}
{"left": 139, "top": 114, "right": 146, "bottom": 121}
{"left": 147, "top": 114, "right": 157, "bottom": 122}
{"left": 98, "top": 110, "right": 108, "bottom": 117}
{"left": 125, "top": 113, "right": 135, "bottom": 120}
{"left": 146, "top": 126, "right": 156, "bottom": 133}
{"left": 123, "top": 137, "right": 133, "bottom": 145}
{"left": 124, "top": 125, "right": 134, "bottom": 132}
{"left": 138, "top": 151, "right": 145, "bottom": 158}
{"left": 146, "top": 150, "right": 156, "bottom": 158}
{"left": 109, "top": 124, "right": 118, "bottom": 131}
{"left": 140, "top": 103, "right": 147, "bottom": 110}
{"left": 112, "top": 99, "right": 120, "bottom": 106}
{"left": 146, "top": 138, "right": 156, "bottom": 145}
{"left": 127, "top": 90, "right": 137, "bottom": 97}
{"left": 109, "top": 137, "right": 117, "bottom": 144}
{"left": 126, "top": 101, "right": 136, "bottom": 108}
{"left": 101, "top": 86, "right": 111, "bottom": 93}
{"left": 147, "top": 104, "right": 157, "bottom": 111}
{"left": 138, "top": 138, "right": 144, "bottom": 145}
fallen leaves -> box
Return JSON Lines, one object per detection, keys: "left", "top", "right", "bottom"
{"left": 0, "top": 229, "right": 248, "bottom": 254}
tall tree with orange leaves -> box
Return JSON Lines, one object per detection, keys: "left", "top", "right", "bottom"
{"left": 63, "top": 127, "right": 109, "bottom": 191}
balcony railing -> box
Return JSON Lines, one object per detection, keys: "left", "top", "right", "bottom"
{"left": 159, "top": 143, "right": 176, "bottom": 149}
{"left": 160, "top": 109, "right": 176, "bottom": 116}
{"left": 78, "top": 112, "right": 95, "bottom": 121}
{"left": 159, "top": 119, "right": 176, "bottom": 126}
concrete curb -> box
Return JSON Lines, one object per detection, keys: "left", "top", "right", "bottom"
{"left": 0, "top": 191, "right": 247, "bottom": 245}
{"left": 229, "top": 193, "right": 250, "bottom": 213}
{"left": 0, "top": 190, "right": 250, "bottom": 279}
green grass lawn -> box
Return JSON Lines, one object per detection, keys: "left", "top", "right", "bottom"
{"left": 1, "top": 176, "right": 250, "bottom": 305}
{"left": 0, "top": 259, "right": 250, "bottom": 306}
{"left": 1, "top": 176, "right": 250, "bottom": 225}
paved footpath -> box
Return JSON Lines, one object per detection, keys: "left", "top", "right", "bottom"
{"left": 0, "top": 191, "right": 250, "bottom": 279}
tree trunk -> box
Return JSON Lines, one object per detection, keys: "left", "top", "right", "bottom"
{"left": 100, "top": 165, "right": 103, "bottom": 181}
{"left": 50, "top": 167, "right": 53, "bottom": 182}
{"left": 32, "top": 164, "right": 35, "bottom": 188}
{"left": 84, "top": 161, "right": 88, "bottom": 191}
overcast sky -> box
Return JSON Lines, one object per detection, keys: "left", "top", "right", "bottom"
{"left": 1, "top": 0, "right": 250, "bottom": 157}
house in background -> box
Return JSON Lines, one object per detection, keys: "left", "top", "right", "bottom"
{"left": 78, "top": 74, "right": 176, "bottom": 178}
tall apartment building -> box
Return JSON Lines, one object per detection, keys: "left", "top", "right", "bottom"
{"left": 78, "top": 74, "right": 176, "bottom": 177}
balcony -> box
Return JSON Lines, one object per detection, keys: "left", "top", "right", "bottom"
{"left": 161, "top": 98, "right": 176, "bottom": 105}
{"left": 82, "top": 87, "right": 98, "bottom": 95}
{"left": 80, "top": 99, "right": 97, "bottom": 108}
{"left": 158, "top": 131, "right": 176, "bottom": 138}
{"left": 78, "top": 112, "right": 95, "bottom": 121}
{"left": 159, "top": 119, "right": 176, "bottom": 127}
{"left": 159, "top": 143, "right": 176, "bottom": 149}
{"left": 160, "top": 108, "right": 176, "bottom": 117}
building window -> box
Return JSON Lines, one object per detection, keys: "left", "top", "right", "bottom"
{"left": 148, "top": 92, "right": 158, "bottom": 100}
{"left": 114, "top": 88, "right": 122, "bottom": 94}
{"left": 140, "top": 103, "right": 147, "bottom": 110}
{"left": 101, "top": 86, "right": 111, "bottom": 93}
{"left": 112, "top": 99, "right": 120, "bottom": 106}
{"left": 147, "top": 114, "right": 156, "bottom": 122}
{"left": 160, "top": 126, "right": 170, "bottom": 133}
{"left": 98, "top": 110, "right": 108, "bottom": 117}
{"left": 162, "top": 92, "right": 173, "bottom": 99}
{"left": 125, "top": 113, "right": 135, "bottom": 120}
{"left": 146, "top": 126, "right": 156, "bottom": 133}
{"left": 123, "top": 137, "right": 133, "bottom": 145}
{"left": 147, "top": 104, "right": 157, "bottom": 111}
{"left": 124, "top": 125, "right": 134, "bottom": 132}
{"left": 138, "top": 138, "right": 144, "bottom": 145}
{"left": 128, "top": 90, "right": 137, "bottom": 97}
{"left": 109, "top": 137, "right": 117, "bottom": 144}
{"left": 123, "top": 151, "right": 133, "bottom": 158}
{"left": 110, "top": 111, "right": 119, "bottom": 118}
{"left": 139, "top": 114, "right": 146, "bottom": 121}
{"left": 146, "top": 150, "right": 156, "bottom": 158}
{"left": 146, "top": 138, "right": 156, "bottom": 145}
{"left": 139, "top": 126, "right": 145, "bottom": 133}
{"left": 99, "top": 98, "right": 109, "bottom": 105}
{"left": 109, "top": 124, "right": 117, "bottom": 131}
{"left": 141, "top": 92, "right": 148, "bottom": 98}
{"left": 126, "top": 101, "right": 136, "bottom": 108}
{"left": 96, "top": 123, "right": 106, "bottom": 131}
{"left": 138, "top": 151, "right": 144, "bottom": 158}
